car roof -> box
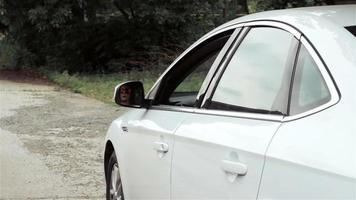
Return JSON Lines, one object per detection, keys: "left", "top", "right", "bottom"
{"left": 222, "top": 5, "right": 356, "bottom": 28}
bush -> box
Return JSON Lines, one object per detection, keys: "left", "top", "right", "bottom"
{"left": 0, "top": 0, "right": 331, "bottom": 73}
{"left": 0, "top": 40, "right": 16, "bottom": 68}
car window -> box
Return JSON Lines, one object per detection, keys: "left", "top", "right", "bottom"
{"left": 167, "top": 50, "right": 220, "bottom": 107}
{"left": 289, "top": 44, "right": 331, "bottom": 115}
{"left": 345, "top": 26, "right": 356, "bottom": 37}
{"left": 155, "top": 30, "right": 234, "bottom": 107}
{"left": 174, "top": 51, "right": 218, "bottom": 93}
{"left": 208, "top": 27, "right": 298, "bottom": 115}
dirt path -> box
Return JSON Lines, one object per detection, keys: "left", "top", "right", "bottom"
{"left": 0, "top": 80, "right": 126, "bottom": 199}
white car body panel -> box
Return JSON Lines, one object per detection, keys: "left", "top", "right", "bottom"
{"left": 105, "top": 5, "right": 356, "bottom": 199}
{"left": 259, "top": 104, "right": 356, "bottom": 199}
{"left": 107, "top": 109, "right": 188, "bottom": 199}
{"left": 171, "top": 113, "right": 281, "bottom": 199}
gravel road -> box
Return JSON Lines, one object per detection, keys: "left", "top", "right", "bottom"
{"left": 0, "top": 80, "right": 126, "bottom": 199}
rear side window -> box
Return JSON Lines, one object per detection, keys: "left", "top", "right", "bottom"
{"left": 208, "top": 27, "right": 298, "bottom": 114}
{"left": 289, "top": 44, "right": 331, "bottom": 115}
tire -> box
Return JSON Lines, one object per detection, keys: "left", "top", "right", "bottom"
{"left": 106, "top": 151, "right": 124, "bottom": 200}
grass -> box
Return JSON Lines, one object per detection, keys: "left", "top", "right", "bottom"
{"left": 46, "top": 67, "right": 206, "bottom": 104}
{"left": 175, "top": 72, "right": 207, "bottom": 92}
{"left": 47, "top": 70, "right": 163, "bottom": 104}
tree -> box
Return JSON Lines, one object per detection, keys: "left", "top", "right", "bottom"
{"left": 0, "top": 0, "right": 334, "bottom": 73}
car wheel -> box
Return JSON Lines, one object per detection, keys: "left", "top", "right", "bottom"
{"left": 106, "top": 151, "right": 124, "bottom": 200}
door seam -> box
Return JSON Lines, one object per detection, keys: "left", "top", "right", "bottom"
{"left": 256, "top": 122, "right": 283, "bottom": 200}
{"left": 169, "top": 117, "right": 187, "bottom": 200}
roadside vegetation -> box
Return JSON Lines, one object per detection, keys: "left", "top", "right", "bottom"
{"left": 47, "top": 70, "right": 161, "bottom": 103}
{"left": 0, "top": 0, "right": 334, "bottom": 103}
{"left": 46, "top": 68, "right": 206, "bottom": 103}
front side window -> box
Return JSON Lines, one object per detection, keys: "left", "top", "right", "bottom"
{"left": 155, "top": 30, "right": 234, "bottom": 107}
{"left": 168, "top": 50, "right": 220, "bottom": 106}
{"left": 208, "top": 27, "right": 298, "bottom": 114}
{"left": 289, "top": 44, "right": 331, "bottom": 115}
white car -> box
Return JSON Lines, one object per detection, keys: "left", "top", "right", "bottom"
{"left": 104, "top": 5, "right": 356, "bottom": 200}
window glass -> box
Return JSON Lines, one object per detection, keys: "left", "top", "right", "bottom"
{"left": 156, "top": 30, "right": 235, "bottom": 107}
{"left": 209, "top": 27, "right": 298, "bottom": 114}
{"left": 174, "top": 51, "right": 219, "bottom": 93}
{"left": 345, "top": 26, "right": 356, "bottom": 37}
{"left": 167, "top": 50, "right": 220, "bottom": 107}
{"left": 289, "top": 44, "right": 331, "bottom": 115}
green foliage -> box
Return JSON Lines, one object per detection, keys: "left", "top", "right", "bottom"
{"left": 175, "top": 72, "right": 207, "bottom": 92}
{"left": 0, "top": 0, "right": 332, "bottom": 73}
{"left": 253, "top": 0, "right": 328, "bottom": 12}
{"left": 0, "top": 40, "right": 15, "bottom": 68}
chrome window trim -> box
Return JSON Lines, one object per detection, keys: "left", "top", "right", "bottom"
{"left": 243, "top": 21, "right": 302, "bottom": 39}
{"left": 150, "top": 105, "right": 283, "bottom": 122}
{"left": 194, "top": 109, "right": 283, "bottom": 122}
{"left": 150, "top": 105, "right": 195, "bottom": 113}
{"left": 282, "top": 37, "right": 340, "bottom": 122}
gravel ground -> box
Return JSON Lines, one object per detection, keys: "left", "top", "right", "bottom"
{"left": 0, "top": 80, "right": 126, "bottom": 199}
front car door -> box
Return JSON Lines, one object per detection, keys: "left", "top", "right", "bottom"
{"left": 171, "top": 23, "right": 301, "bottom": 199}
{"left": 117, "top": 26, "right": 237, "bottom": 199}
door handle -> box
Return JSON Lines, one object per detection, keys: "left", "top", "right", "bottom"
{"left": 221, "top": 159, "right": 247, "bottom": 176}
{"left": 153, "top": 142, "right": 169, "bottom": 153}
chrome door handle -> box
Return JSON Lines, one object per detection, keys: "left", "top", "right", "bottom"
{"left": 221, "top": 159, "right": 247, "bottom": 176}
{"left": 153, "top": 142, "right": 169, "bottom": 153}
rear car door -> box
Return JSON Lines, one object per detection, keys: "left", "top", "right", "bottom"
{"left": 171, "top": 23, "right": 300, "bottom": 199}
{"left": 117, "top": 27, "right": 237, "bottom": 199}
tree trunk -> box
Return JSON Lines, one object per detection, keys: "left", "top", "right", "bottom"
{"left": 223, "top": 0, "right": 228, "bottom": 18}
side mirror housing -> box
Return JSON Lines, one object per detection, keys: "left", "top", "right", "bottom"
{"left": 114, "top": 81, "right": 145, "bottom": 108}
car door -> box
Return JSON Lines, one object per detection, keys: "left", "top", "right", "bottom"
{"left": 171, "top": 24, "right": 300, "bottom": 199}
{"left": 117, "top": 27, "right": 238, "bottom": 199}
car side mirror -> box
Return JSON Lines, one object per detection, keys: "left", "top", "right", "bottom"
{"left": 114, "top": 81, "right": 145, "bottom": 108}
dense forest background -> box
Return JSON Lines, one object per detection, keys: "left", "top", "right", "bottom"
{"left": 0, "top": 0, "right": 336, "bottom": 74}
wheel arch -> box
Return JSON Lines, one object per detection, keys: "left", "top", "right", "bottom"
{"left": 104, "top": 140, "right": 115, "bottom": 182}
